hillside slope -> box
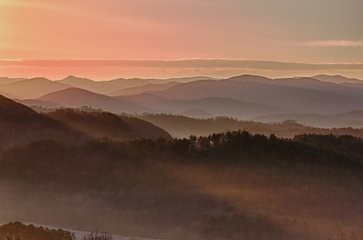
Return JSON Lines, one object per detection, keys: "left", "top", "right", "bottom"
{"left": 48, "top": 109, "right": 172, "bottom": 141}
{"left": 0, "top": 95, "right": 82, "bottom": 148}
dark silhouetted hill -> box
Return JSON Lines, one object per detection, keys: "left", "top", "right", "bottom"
{"left": 0, "top": 222, "right": 75, "bottom": 240}
{"left": 48, "top": 109, "right": 172, "bottom": 141}
{"left": 0, "top": 95, "right": 83, "bottom": 148}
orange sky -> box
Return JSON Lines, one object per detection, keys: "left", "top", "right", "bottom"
{"left": 1, "top": 0, "right": 261, "bottom": 60}
{"left": 1, "top": 0, "right": 363, "bottom": 79}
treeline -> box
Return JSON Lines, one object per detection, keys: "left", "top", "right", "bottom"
{"left": 1, "top": 131, "right": 363, "bottom": 239}
{"left": 0, "top": 222, "right": 75, "bottom": 240}
{"left": 1, "top": 131, "right": 362, "bottom": 190}
{"left": 139, "top": 113, "right": 363, "bottom": 139}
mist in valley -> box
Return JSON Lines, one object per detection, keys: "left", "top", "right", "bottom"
{"left": 1, "top": 119, "right": 363, "bottom": 239}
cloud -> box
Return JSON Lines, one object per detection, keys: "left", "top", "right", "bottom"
{"left": 305, "top": 40, "right": 363, "bottom": 47}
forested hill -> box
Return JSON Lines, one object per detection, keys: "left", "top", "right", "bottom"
{"left": 0, "top": 222, "right": 75, "bottom": 240}
{"left": 0, "top": 95, "right": 83, "bottom": 148}
{"left": 47, "top": 109, "right": 172, "bottom": 141}
{"left": 1, "top": 131, "right": 362, "bottom": 239}
{"left": 0, "top": 95, "right": 171, "bottom": 149}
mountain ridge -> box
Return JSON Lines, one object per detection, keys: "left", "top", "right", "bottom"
{"left": 39, "top": 88, "right": 150, "bottom": 114}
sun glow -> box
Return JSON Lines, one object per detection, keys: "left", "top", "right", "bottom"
{"left": 0, "top": 0, "right": 362, "bottom": 64}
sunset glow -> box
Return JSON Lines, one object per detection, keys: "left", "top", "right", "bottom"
{"left": 0, "top": 0, "right": 363, "bottom": 78}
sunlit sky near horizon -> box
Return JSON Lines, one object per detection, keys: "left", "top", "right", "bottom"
{"left": 1, "top": 0, "right": 363, "bottom": 79}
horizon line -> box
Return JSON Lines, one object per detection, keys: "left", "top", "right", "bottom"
{"left": 1, "top": 58, "right": 363, "bottom": 65}
{"left": 2, "top": 58, "right": 363, "bottom": 80}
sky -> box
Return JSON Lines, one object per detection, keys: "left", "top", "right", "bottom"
{"left": 0, "top": 0, "right": 363, "bottom": 79}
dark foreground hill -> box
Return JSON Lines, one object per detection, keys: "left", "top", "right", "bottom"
{"left": 0, "top": 222, "right": 75, "bottom": 240}
{"left": 0, "top": 95, "right": 83, "bottom": 149}
{"left": 0, "top": 132, "right": 362, "bottom": 240}
{"left": 0, "top": 95, "right": 171, "bottom": 149}
{"left": 47, "top": 109, "right": 172, "bottom": 141}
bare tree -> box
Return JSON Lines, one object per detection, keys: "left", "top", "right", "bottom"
{"left": 82, "top": 232, "right": 112, "bottom": 240}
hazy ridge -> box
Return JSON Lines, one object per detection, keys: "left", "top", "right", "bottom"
{"left": 2, "top": 74, "right": 361, "bottom": 127}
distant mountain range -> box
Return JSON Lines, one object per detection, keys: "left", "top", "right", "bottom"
{"left": 109, "top": 81, "right": 180, "bottom": 96}
{"left": 56, "top": 76, "right": 118, "bottom": 94}
{"left": 0, "top": 77, "right": 26, "bottom": 86}
{"left": 146, "top": 75, "right": 363, "bottom": 114}
{"left": 312, "top": 75, "right": 363, "bottom": 84}
{"left": 124, "top": 96, "right": 279, "bottom": 119}
{"left": 0, "top": 75, "right": 214, "bottom": 98}
{"left": 39, "top": 88, "right": 149, "bottom": 114}
{"left": 0, "top": 78, "right": 69, "bottom": 99}
{"left": 2, "top": 74, "right": 363, "bottom": 127}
